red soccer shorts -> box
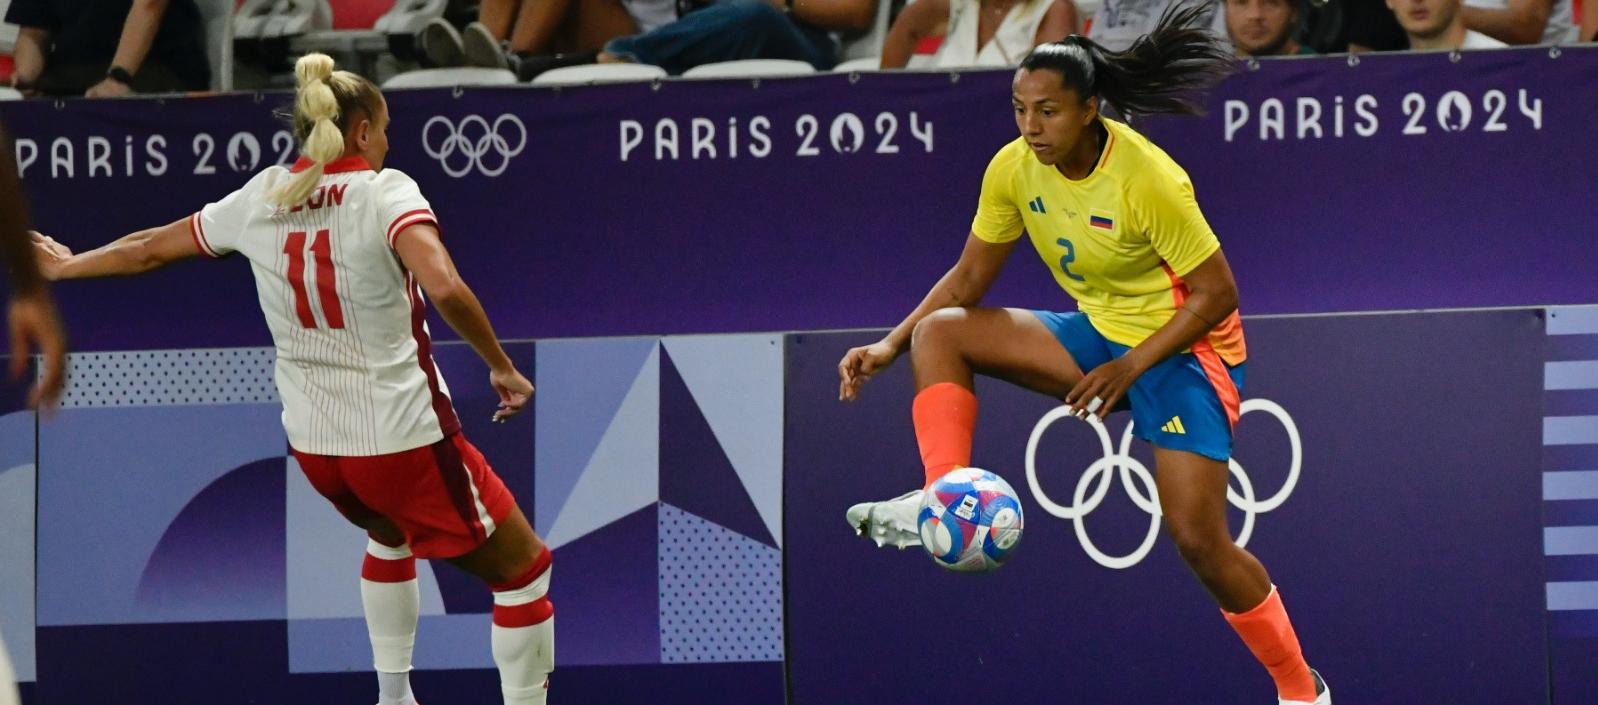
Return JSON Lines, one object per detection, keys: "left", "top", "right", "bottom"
{"left": 292, "top": 433, "right": 515, "bottom": 559}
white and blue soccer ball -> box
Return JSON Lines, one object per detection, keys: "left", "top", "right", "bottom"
{"left": 918, "top": 467, "right": 1025, "bottom": 573}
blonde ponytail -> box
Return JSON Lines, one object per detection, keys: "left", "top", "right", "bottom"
{"left": 270, "top": 53, "right": 384, "bottom": 210}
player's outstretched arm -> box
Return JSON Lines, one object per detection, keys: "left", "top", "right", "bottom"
{"left": 392, "top": 222, "right": 531, "bottom": 422}
{"left": 32, "top": 217, "right": 202, "bottom": 280}
{"left": 838, "top": 232, "right": 1017, "bottom": 401}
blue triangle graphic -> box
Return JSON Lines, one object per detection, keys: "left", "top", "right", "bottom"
{"left": 658, "top": 348, "right": 775, "bottom": 547}
{"left": 534, "top": 337, "right": 658, "bottom": 536}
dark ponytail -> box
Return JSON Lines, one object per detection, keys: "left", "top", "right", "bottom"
{"left": 1019, "top": 0, "right": 1235, "bottom": 117}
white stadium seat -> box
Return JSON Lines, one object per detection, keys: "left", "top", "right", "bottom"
{"left": 832, "top": 56, "right": 884, "bottom": 73}
{"left": 837, "top": 0, "right": 894, "bottom": 61}
{"left": 530, "top": 63, "right": 668, "bottom": 87}
{"left": 382, "top": 67, "right": 517, "bottom": 89}
{"left": 682, "top": 59, "right": 816, "bottom": 79}
{"left": 0, "top": 87, "right": 21, "bottom": 101}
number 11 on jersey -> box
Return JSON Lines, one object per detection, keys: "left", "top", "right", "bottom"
{"left": 284, "top": 229, "right": 346, "bottom": 329}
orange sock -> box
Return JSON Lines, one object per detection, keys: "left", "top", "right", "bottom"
{"left": 912, "top": 383, "right": 978, "bottom": 487}
{"left": 1222, "top": 586, "right": 1316, "bottom": 701}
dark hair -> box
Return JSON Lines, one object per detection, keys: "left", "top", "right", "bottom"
{"left": 1018, "top": 0, "right": 1236, "bottom": 117}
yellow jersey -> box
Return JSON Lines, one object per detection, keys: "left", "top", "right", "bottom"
{"left": 970, "top": 118, "right": 1246, "bottom": 366}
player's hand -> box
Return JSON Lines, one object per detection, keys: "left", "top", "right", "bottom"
{"left": 1064, "top": 356, "right": 1141, "bottom": 423}
{"left": 838, "top": 339, "right": 899, "bottom": 402}
{"left": 30, "top": 231, "right": 73, "bottom": 281}
{"left": 490, "top": 367, "right": 533, "bottom": 423}
{"left": 8, "top": 289, "right": 67, "bottom": 410}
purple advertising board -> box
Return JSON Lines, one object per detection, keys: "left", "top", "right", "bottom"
{"left": 1, "top": 48, "right": 1594, "bottom": 353}
{"left": 783, "top": 309, "right": 1548, "bottom": 704}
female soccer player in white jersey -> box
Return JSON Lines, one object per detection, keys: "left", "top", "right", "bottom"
{"left": 32, "top": 54, "right": 553, "bottom": 705}
{"left": 837, "top": 4, "right": 1329, "bottom": 704}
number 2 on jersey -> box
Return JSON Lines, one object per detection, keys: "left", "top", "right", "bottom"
{"left": 1055, "top": 237, "right": 1086, "bottom": 282}
{"left": 284, "top": 229, "right": 346, "bottom": 329}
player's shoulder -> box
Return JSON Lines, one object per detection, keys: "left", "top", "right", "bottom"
{"left": 1103, "top": 119, "right": 1190, "bottom": 194}
{"left": 989, "top": 137, "right": 1032, "bottom": 171}
{"left": 367, "top": 167, "right": 425, "bottom": 193}
{"left": 237, "top": 164, "right": 293, "bottom": 195}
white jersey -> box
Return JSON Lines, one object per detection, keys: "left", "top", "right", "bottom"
{"left": 190, "top": 156, "right": 460, "bottom": 456}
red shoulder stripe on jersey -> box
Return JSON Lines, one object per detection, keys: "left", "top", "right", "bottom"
{"left": 189, "top": 212, "right": 221, "bottom": 258}
{"left": 290, "top": 155, "right": 373, "bottom": 174}
{"left": 387, "top": 210, "right": 437, "bottom": 248}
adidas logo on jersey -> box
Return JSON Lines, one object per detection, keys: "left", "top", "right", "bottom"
{"left": 1160, "top": 416, "right": 1187, "bottom": 435}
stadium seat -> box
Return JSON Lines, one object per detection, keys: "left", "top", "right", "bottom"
{"left": 682, "top": 59, "right": 815, "bottom": 79}
{"left": 832, "top": 56, "right": 883, "bottom": 72}
{"left": 530, "top": 63, "right": 668, "bottom": 87}
{"left": 381, "top": 67, "right": 517, "bottom": 88}
{"left": 0, "top": 87, "right": 20, "bottom": 101}
{"left": 372, "top": 0, "right": 448, "bottom": 36}
{"left": 234, "top": 0, "right": 332, "bottom": 40}
{"left": 837, "top": 0, "right": 894, "bottom": 61}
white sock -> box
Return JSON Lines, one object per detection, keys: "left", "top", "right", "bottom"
{"left": 362, "top": 540, "right": 420, "bottom": 705}
{"left": 491, "top": 619, "right": 553, "bottom": 705}
{"left": 491, "top": 550, "right": 553, "bottom": 705}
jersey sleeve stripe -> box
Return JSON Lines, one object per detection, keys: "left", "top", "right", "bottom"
{"left": 189, "top": 212, "right": 221, "bottom": 258}
{"left": 387, "top": 209, "right": 437, "bottom": 248}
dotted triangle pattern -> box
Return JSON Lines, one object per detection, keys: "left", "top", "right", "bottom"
{"left": 59, "top": 349, "right": 278, "bottom": 408}
{"left": 658, "top": 503, "right": 783, "bottom": 663}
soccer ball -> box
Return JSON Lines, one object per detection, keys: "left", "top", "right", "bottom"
{"left": 918, "top": 467, "right": 1025, "bottom": 573}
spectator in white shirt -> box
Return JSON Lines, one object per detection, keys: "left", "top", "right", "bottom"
{"left": 880, "top": 0, "right": 1077, "bottom": 68}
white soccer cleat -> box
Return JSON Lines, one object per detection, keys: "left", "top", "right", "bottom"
{"left": 846, "top": 489, "right": 925, "bottom": 549}
{"left": 1280, "top": 669, "right": 1330, "bottom": 705}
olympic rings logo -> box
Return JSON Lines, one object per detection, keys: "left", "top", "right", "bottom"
{"left": 1023, "top": 399, "right": 1302, "bottom": 570}
{"left": 421, "top": 114, "right": 527, "bottom": 178}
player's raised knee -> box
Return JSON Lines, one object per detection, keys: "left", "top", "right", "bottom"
{"left": 911, "top": 307, "right": 969, "bottom": 350}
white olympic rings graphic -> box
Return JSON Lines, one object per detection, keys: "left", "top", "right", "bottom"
{"left": 421, "top": 114, "right": 527, "bottom": 178}
{"left": 1024, "top": 398, "right": 1301, "bottom": 570}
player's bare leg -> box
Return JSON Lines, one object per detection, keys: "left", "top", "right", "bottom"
{"left": 448, "top": 506, "right": 553, "bottom": 705}
{"left": 1156, "top": 448, "right": 1328, "bottom": 705}
{"left": 847, "top": 307, "right": 1084, "bottom": 547}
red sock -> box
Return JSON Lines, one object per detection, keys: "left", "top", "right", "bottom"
{"left": 1222, "top": 586, "right": 1316, "bottom": 701}
{"left": 912, "top": 382, "right": 978, "bottom": 488}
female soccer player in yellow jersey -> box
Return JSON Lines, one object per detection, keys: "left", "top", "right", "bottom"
{"left": 836, "top": 4, "right": 1330, "bottom": 704}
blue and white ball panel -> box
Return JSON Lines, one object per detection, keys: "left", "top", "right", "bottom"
{"left": 919, "top": 468, "right": 1025, "bottom": 572}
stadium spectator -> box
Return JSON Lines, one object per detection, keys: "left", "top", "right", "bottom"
{"left": 1463, "top": 0, "right": 1575, "bottom": 44}
{"left": 1388, "top": 0, "right": 1508, "bottom": 47}
{"left": 1346, "top": 0, "right": 1412, "bottom": 50}
{"left": 879, "top": 0, "right": 1077, "bottom": 69}
{"left": 589, "top": 0, "right": 880, "bottom": 75}
{"left": 418, "top": 0, "right": 674, "bottom": 72}
{"left": 1087, "top": 0, "right": 1225, "bottom": 50}
{"left": 1224, "top": 0, "right": 1317, "bottom": 54}
{"left": 5, "top": 0, "right": 210, "bottom": 97}
{"left": 1584, "top": 0, "right": 1596, "bottom": 39}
